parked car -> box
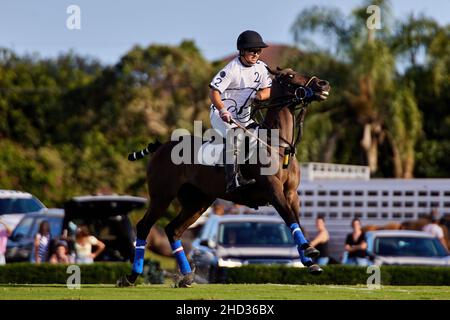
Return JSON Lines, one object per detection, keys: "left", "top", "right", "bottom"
{"left": 366, "top": 230, "right": 450, "bottom": 266}
{"left": 6, "top": 208, "right": 64, "bottom": 262}
{"left": 0, "top": 189, "right": 46, "bottom": 230}
{"left": 190, "top": 214, "right": 303, "bottom": 283}
{"left": 6, "top": 194, "right": 147, "bottom": 263}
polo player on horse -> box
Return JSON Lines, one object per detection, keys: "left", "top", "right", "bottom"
{"left": 118, "top": 30, "right": 331, "bottom": 287}
{"left": 209, "top": 30, "right": 272, "bottom": 193}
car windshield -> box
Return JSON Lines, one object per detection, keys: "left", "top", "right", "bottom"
{"left": 218, "top": 222, "right": 295, "bottom": 246}
{"left": 11, "top": 217, "right": 34, "bottom": 239}
{"left": 375, "top": 236, "right": 448, "bottom": 257}
{"left": 0, "top": 198, "right": 44, "bottom": 214}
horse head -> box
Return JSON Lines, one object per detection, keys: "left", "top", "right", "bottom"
{"left": 267, "top": 67, "right": 330, "bottom": 104}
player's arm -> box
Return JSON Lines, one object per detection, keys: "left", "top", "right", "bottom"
{"left": 255, "top": 87, "right": 271, "bottom": 101}
{"left": 209, "top": 88, "right": 231, "bottom": 123}
{"left": 209, "top": 88, "right": 225, "bottom": 111}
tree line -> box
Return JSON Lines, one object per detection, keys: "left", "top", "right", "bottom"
{"left": 0, "top": 0, "right": 448, "bottom": 208}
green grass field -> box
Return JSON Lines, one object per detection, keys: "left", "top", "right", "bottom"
{"left": 1, "top": 284, "right": 449, "bottom": 300}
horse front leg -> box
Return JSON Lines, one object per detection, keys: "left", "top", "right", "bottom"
{"left": 285, "top": 189, "right": 323, "bottom": 275}
{"left": 269, "top": 182, "right": 322, "bottom": 274}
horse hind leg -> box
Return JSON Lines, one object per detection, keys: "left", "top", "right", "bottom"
{"left": 166, "top": 205, "right": 211, "bottom": 288}
{"left": 116, "top": 197, "right": 173, "bottom": 287}
{"left": 165, "top": 185, "right": 213, "bottom": 288}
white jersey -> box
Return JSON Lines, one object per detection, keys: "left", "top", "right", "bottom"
{"left": 210, "top": 56, "right": 272, "bottom": 126}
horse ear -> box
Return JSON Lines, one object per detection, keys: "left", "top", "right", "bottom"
{"left": 266, "top": 66, "right": 280, "bottom": 75}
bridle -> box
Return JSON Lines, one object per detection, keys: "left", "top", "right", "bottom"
{"left": 251, "top": 74, "right": 319, "bottom": 166}
{"left": 252, "top": 75, "right": 317, "bottom": 111}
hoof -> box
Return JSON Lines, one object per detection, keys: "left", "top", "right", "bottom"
{"left": 305, "top": 246, "right": 320, "bottom": 258}
{"left": 176, "top": 272, "right": 195, "bottom": 288}
{"left": 116, "top": 275, "right": 135, "bottom": 287}
{"left": 307, "top": 264, "right": 323, "bottom": 275}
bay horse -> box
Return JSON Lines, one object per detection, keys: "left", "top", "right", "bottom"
{"left": 117, "top": 67, "right": 331, "bottom": 287}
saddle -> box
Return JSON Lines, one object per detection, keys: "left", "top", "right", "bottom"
{"left": 196, "top": 125, "right": 260, "bottom": 167}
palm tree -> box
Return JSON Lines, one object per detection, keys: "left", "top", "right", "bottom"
{"left": 291, "top": 0, "right": 423, "bottom": 178}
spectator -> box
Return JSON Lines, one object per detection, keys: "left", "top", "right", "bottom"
{"left": 344, "top": 218, "right": 369, "bottom": 266}
{"left": 0, "top": 218, "right": 12, "bottom": 265}
{"left": 49, "top": 240, "right": 72, "bottom": 264}
{"left": 227, "top": 203, "right": 252, "bottom": 215}
{"left": 212, "top": 201, "right": 226, "bottom": 216}
{"left": 60, "top": 228, "right": 76, "bottom": 261}
{"left": 423, "top": 209, "right": 449, "bottom": 252}
{"left": 310, "top": 216, "right": 330, "bottom": 265}
{"left": 74, "top": 225, "right": 105, "bottom": 264}
{"left": 50, "top": 229, "right": 76, "bottom": 262}
{"left": 34, "top": 220, "right": 51, "bottom": 264}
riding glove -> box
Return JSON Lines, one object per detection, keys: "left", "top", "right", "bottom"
{"left": 219, "top": 108, "right": 232, "bottom": 123}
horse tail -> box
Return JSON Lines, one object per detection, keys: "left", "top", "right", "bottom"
{"left": 128, "top": 140, "right": 162, "bottom": 161}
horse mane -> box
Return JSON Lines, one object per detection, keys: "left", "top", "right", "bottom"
{"left": 266, "top": 66, "right": 296, "bottom": 77}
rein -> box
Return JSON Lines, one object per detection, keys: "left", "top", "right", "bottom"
{"left": 249, "top": 75, "right": 317, "bottom": 166}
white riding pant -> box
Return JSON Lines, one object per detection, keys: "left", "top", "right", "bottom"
{"left": 210, "top": 107, "right": 257, "bottom": 165}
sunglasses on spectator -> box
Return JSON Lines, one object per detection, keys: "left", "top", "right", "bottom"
{"left": 245, "top": 48, "right": 262, "bottom": 55}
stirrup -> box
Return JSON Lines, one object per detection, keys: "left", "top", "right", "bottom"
{"left": 226, "top": 174, "right": 255, "bottom": 193}
{"left": 238, "top": 177, "right": 256, "bottom": 188}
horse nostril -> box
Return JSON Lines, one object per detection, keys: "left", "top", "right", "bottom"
{"left": 318, "top": 80, "right": 329, "bottom": 87}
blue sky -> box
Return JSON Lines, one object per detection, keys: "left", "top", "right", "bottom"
{"left": 0, "top": 0, "right": 449, "bottom": 64}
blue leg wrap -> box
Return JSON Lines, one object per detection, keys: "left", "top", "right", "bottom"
{"left": 171, "top": 240, "right": 192, "bottom": 275}
{"left": 132, "top": 238, "right": 147, "bottom": 274}
{"left": 290, "top": 223, "right": 309, "bottom": 246}
{"left": 290, "top": 223, "right": 313, "bottom": 265}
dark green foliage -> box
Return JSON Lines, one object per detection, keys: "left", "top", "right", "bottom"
{"left": 0, "top": 2, "right": 449, "bottom": 210}
{"left": 143, "top": 259, "right": 164, "bottom": 284}
{"left": 0, "top": 41, "right": 212, "bottom": 214}
{"left": 0, "top": 262, "right": 131, "bottom": 284}
{"left": 0, "top": 260, "right": 163, "bottom": 284}
{"left": 225, "top": 265, "right": 450, "bottom": 286}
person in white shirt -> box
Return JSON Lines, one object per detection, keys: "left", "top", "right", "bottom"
{"left": 209, "top": 30, "right": 272, "bottom": 193}
{"left": 74, "top": 225, "right": 105, "bottom": 264}
{"left": 423, "top": 210, "right": 448, "bottom": 252}
{"left": 0, "top": 218, "right": 12, "bottom": 265}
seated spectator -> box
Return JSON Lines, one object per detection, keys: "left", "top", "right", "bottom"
{"left": 310, "top": 216, "right": 330, "bottom": 265}
{"left": 74, "top": 225, "right": 105, "bottom": 264}
{"left": 344, "top": 218, "right": 370, "bottom": 266}
{"left": 49, "top": 241, "right": 72, "bottom": 264}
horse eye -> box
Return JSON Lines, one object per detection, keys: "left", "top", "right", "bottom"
{"left": 289, "top": 74, "right": 294, "bottom": 78}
